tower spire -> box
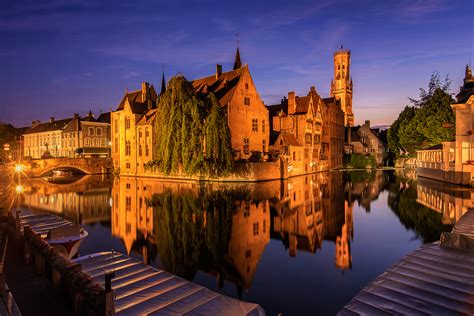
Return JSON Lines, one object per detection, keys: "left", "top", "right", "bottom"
{"left": 233, "top": 33, "right": 242, "bottom": 70}
{"left": 160, "top": 65, "right": 166, "bottom": 95}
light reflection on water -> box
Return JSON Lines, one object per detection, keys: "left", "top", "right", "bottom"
{"left": 9, "top": 170, "right": 473, "bottom": 315}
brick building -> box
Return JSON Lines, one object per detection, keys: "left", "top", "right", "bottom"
{"left": 111, "top": 82, "right": 160, "bottom": 175}
{"left": 23, "top": 112, "right": 111, "bottom": 159}
{"left": 192, "top": 47, "right": 269, "bottom": 159}
{"left": 345, "top": 120, "right": 386, "bottom": 165}
{"left": 331, "top": 47, "right": 354, "bottom": 127}
{"left": 268, "top": 87, "right": 327, "bottom": 174}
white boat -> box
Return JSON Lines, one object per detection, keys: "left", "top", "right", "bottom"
{"left": 46, "top": 225, "right": 89, "bottom": 259}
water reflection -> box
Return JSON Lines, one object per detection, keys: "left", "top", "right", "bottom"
{"left": 19, "top": 175, "right": 112, "bottom": 224}
{"left": 12, "top": 170, "right": 472, "bottom": 313}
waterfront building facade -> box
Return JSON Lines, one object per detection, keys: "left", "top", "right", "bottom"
{"left": 111, "top": 82, "right": 159, "bottom": 175}
{"left": 23, "top": 118, "right": 72, "bottom": 159}
{"left": 23, "top": 112, "right": 111, "bottom": 159}
{"left": 269, "top": 87, "right": 326, "bottom": 174}
{"left": 417, "top": 65, "right": 474, "bottom": 186}
{"left": 62, "top": 112, "right": 111, "bottom": 158}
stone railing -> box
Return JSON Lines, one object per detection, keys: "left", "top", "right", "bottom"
{"left": 395, "top": 158, "right": 417, "bottom": 169}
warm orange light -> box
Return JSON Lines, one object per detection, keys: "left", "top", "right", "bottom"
{"left": 14, "top": 164, "right": 24, "bottom": 173}
{"left": 15, "top": 185, "right": 24, "bottom": 193}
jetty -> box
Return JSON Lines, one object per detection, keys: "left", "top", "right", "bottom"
{"left": 338, "top": 209, "right": 474, "bottom": 315}
{"left": 74, "top": 251, "right": 264, "bottom": 315}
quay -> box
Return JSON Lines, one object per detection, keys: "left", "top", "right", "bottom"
{"left": 338, "top": 209, "right": 474, "bottom": 315}
{"left": 74, "top": 251, "right": 264, "bottom": 315}
{"left": 2, "top": 211, "right": 265, "bottom": 315}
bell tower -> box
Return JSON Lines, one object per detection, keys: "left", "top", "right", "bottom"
{"left": 331, "top": 46, "right": 354, "bottom": 126}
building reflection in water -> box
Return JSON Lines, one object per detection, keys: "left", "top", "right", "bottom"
{"left": 416, "top": 177, "right": 473, "bottom": 225}
{"left": 19, "top": 175, "right": 112, "bottom": 224}
{"left": 14, "top": 170, "right": 469, "bottom": 295}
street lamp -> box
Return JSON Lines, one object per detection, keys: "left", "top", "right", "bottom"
{"left": 14, "top": 164, "right": 24, "bottom": 173}
{"left": 15, "top": 185, "right": 24, "bottom": 194}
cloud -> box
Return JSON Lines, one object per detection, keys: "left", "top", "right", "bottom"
{"left": 399, "top": 0, "right": 443, "bottom": 17}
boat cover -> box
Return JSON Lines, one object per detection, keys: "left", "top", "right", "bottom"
{"left": 16, "top": 211, "right": 75, "bottom": 237}
{"left": 338, "top": 210, "right": 474, "bottom": 315}
{"left": 74, "top": 252, "right": 265, "bottom": 316}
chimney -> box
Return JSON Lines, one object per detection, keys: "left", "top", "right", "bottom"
{"left": 31, "top": 120, "right": 40, "bottom": 127}
{"left": 73, "top": 113, "right": 79, "bottom": 119}
{"left": 49, "top": 117, "right": 55, "bottom": 123}
{"left": 216, "top": 64, "right": 222, "bottom": 79}
{"left": 365, "top": 120, "right": 370, "bottom": 127}
{"left": 288, "top": 91, "right": 296, "bottom": 114}
{"left": 141, "top": 82, "right": 150, "bottom": 100}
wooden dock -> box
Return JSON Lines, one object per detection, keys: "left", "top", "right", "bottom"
{"left": 338, "top": 209, "right": 474, "bottom": 315}
{"left": 73, "top": 251, "right": 265, "bottom": 315}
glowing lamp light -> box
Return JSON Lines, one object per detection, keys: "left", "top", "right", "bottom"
{"left": 14, "top": 164, "right": 24, "bottom": 173}
{"left": 15, "top": 185, "right": 24, "bottom": 194}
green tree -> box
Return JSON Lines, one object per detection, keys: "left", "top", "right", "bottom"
{"left": 387, "top": 72, "right": 455, "bottom": 157}
{"left": 151, "top": 75, "right": 234, "bottom": 176}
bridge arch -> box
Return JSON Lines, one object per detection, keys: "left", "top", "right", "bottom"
{"left": 25, "top": 158, "right": 112, "bottom": 178}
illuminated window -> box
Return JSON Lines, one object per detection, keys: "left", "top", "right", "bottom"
{"left": 125, "top": 141, "right": 131, "bottom": 156}
{"left": 252, "top": 119, "right": 258, "bottom": 132}
{"left": 253, "top": 222, "right": 259, "bottom": 236}
{"left": 125, "top": 117, "right": 131, "bottom": 129}
{"left": 243, "top": 138, "right": 249, "bottom": 154}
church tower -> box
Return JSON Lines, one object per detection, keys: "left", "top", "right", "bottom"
{"left": 330, "top": 46, "right": 354, "bottom": 126}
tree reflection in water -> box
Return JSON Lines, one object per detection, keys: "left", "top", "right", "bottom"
{"left": 14, "top": 170, "right": 471, "bottom": 302}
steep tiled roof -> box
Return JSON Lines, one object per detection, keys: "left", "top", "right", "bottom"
{"left": 116, "top": 85, "right": 158, "bottom": 113}
{"left": 349, "top": 127, "right": 361, "bottom": 142}
{"left": 295, "top": 96, "right": 310, "bottom": 114}
{"left": 267, "top": 99, "right": 288, "bottom": 117}
{"left": 280, "top": 133, "right": 301, "bottom": 146}
{"left": 192, "top": 66, "right": 244, "bottom": 106}
{"left": 457, "top": 81, "right": 474, "bottom": 104}
{"left": 97, "top": 112, "right": 111, "bottom": 123}
{"left": 23, "top": 118, "right": 72, "bottom": 134}
{"left": 137, "top": 109, "right": 158, "bottom": 126}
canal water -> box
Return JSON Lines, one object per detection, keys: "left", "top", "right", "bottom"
{"left": 9, "top": 169, "right": 472, "bottom": 315}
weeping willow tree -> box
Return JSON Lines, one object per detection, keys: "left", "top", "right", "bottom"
{"left": 151, "top": 75, "right": 234, "bottom": 176}
{"left": 204, "top": 94, "right": 234, "bottom": 176}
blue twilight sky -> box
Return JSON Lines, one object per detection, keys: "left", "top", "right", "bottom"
{"left": 1, "top": 0, "right": 473, "bottom": 127}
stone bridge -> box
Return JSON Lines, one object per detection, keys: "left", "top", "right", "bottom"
{"left": 24, "top": 158, "right": 113, "bottom": 177}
